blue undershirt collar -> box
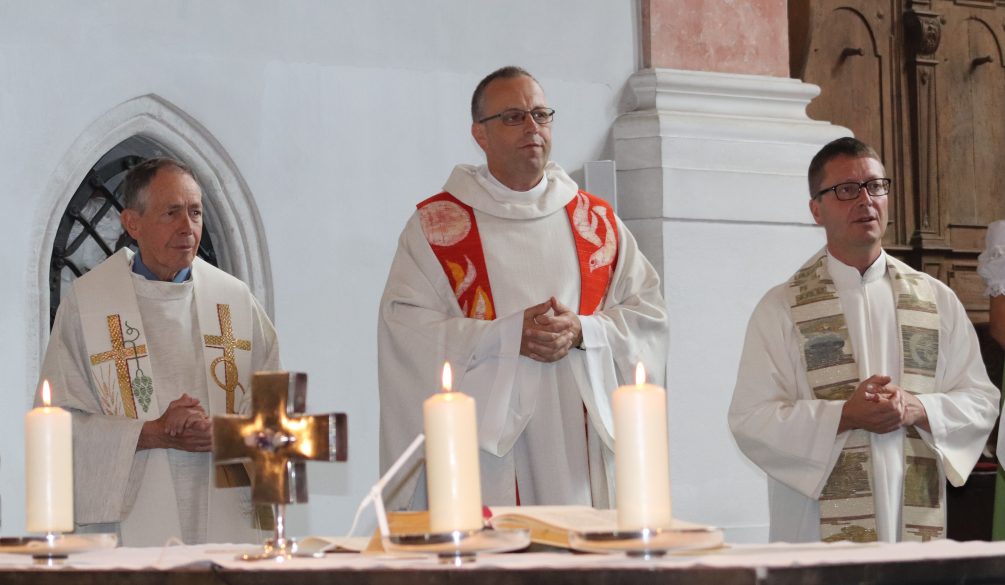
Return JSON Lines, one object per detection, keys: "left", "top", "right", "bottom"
{"left": 131, "top": 251, "right": 192, "bottom": 283}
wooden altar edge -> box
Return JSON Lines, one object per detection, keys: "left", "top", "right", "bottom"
{"left": 3, "top": 558, "right": 1005, "bottom": 585}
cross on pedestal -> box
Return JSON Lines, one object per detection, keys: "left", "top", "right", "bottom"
{"left": 213, "top": 371, "right": 348, "bottom": 560}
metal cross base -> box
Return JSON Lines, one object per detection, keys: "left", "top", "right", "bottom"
{"left": 238, "top": 504, "right": 299, "bottom": 561}
{"left": 213, "top": 371, "right": 348, "bottom": 561}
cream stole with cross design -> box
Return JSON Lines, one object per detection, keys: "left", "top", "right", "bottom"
{"left": 787, "top": 249, "right": 944, "bottom": 543}
{"left": 74, "top": 248, "right": 256, "bottom": 543}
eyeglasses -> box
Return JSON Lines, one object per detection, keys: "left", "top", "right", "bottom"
{"left": 815, "top": 178, "right": 892, "bottom": 201}
{"left": 478, "top": 108, "right": 556, "bottom": 126}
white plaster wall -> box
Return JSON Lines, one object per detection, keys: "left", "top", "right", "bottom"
{"left": 0, "top": 0, "right": 639, "bottom": 536}
{"left": 615, "top": 69, "right": 850, "bottom": 543}
{"left": 663, "top": 220, "right": 825, "bottom": 542}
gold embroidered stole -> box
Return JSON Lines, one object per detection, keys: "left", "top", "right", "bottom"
{"left": 74, "top": 249, "right": 265, "bottom": 537}
{"left": 787, "top": 249, "right": 943, "bottom": 542}
{"left": 76, "top": 249, "right": 254, "bottom": 420}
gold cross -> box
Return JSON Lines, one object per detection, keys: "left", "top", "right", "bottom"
{"left": 213, "top": 372, "right": 348, "bottom": 504}
{"left": 204, "top": 304, "right": 252, "bottom": 414}
{"left": 89, "top": 314, "right": 147, "bottom": 419}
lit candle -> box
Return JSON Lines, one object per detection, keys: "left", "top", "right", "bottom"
{"left": 423, "top": 362, "right": 483, "bottom": 533}
{"left": 613, "top": 362, "right": 671, "bottom": 530}
{"left": 25, "top": 380, "right": 74, "bottom": 533}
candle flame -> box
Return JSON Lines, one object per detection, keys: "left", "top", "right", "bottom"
{"left": 442, "top": 362, "right": 453, "bottom": 393}
{"left": 42, "top": 380, "right": 52, "bottom": 407}
{"left": 635, "top": 362, "right": 646, "bottom": 386}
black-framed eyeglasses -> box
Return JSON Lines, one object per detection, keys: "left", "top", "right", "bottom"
{"left": 815, "top": 178, "right": 892, "bottom": 201}
{"left": 478, "top": 108, "right": 556, "bottom": 126}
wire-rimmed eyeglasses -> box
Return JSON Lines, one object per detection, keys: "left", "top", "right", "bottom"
{"left": 477, "top": 108, "right": 556, "bottom": 126}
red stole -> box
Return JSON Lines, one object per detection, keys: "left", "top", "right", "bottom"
{"left": 416, "top": 190, "right": 618, "bottom": 320}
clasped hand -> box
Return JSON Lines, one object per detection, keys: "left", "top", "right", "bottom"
{"left": 838, "top": 375, "right": 930, "bottom": 434}
{"left": 138, "top": 393, "right": 212, "bottom": 452}
{"left": 520, "top": 297, "right": 583, "bottom": 363}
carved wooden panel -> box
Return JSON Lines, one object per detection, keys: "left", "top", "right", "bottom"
{"left": 906, "top": 0, "right": 1005, "bottom": 323}
{"left": 790, "top": 0, "right": 907, "bottom": 249}
{"left": 791, "top": 0, "right": 1005, "bottom": 323}
{"left": 949, "top": 262, "right": 992, "bottom": 313}
{"left": 939, "top": 15, "right": 1005, "bottom": 229}
{"left": 905, "top": 6, "right": 944, "bottom": 248}
{"left": 799, "top": 6, "right": 888, "bottom": 152}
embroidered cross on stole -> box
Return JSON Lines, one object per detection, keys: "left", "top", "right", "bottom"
{"left": 787, "top": 249, "right": 943, "bottom": 543}
{"left": 204, "top": 304, "right": 252, "bottom": 414}
{"left": 78, "top": 249, "right": 255, "bottom": 420}
{"left": 89, "top": 315, "right": 150, "bottom": 419}
{"left": 416, "top": 190, "right": 619, "bottom": 320}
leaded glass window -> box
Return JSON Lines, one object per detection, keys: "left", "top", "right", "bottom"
{"left": 49, "top": 136, "right": 220, "bottom": 327}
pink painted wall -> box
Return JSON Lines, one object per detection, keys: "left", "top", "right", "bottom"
{"left": 642, "top": 0, "right": 789, "bottom": 77}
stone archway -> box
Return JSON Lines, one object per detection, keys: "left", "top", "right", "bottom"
{"left": 27, "top": 94, "right": 273, "bottom": 390}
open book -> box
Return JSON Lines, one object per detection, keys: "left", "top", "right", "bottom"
{"left": 488, "top": 506, "right": 618, "bottom": 548}
{"left": 366, "top": 506, "right": 719, "bottom": 551}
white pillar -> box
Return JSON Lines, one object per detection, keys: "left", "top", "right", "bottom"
{"left": 614, "top": 68, "right": 849, "bottom": 543}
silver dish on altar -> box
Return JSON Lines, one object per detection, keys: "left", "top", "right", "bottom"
{"left": 384, "top": 527, "right": 530, "bottom": 564}
{"left": 0, "top": 534, "right": 117, "bottom": 563}
{"left": 569, "top": 524, "right": 723, "bottom": 558}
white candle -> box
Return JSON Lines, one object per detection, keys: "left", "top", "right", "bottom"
{"left": 423, "top": 362, "right": 483, "bottom": 533}
{"left": 25, "top": 380, "right": 74, "bottom": 533}
{"left": 613, "top": 362, "right": 671, "bottom": 530}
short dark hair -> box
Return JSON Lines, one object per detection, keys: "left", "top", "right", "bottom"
{"left": 807, "top": 137, "right": 883, "bottom": 197}
{"left": 471, "top": 66, "right": 539, "bottom": 121}
{"left": 121, "top": 157, "right": 197, "bottom": 212}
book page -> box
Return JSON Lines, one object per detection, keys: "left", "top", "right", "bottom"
{"left": 489, "top": 506, "right": 617, "bottom": 533}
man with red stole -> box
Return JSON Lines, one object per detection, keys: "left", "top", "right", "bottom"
{"left": 378, "top": 66, "right": 669, "bottom": 510}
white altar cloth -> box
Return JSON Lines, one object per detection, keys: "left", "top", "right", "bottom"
{"left": 0, "top": 539, "right": 1004, "bottom": 572}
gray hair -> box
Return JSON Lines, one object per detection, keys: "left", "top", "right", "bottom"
{"left": 121, "top": 157, "right": 197, "bottom": 212}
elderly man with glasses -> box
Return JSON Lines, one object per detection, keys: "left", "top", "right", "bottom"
{"left": 728, "top": 137, "right": 998, "bottom": 544}
{"left": 378, "top": 66, "right": 668, "bottom": 511}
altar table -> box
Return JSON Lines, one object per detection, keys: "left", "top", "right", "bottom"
{"left": 0, "top": 539, "right": 1003, "bottom": 585}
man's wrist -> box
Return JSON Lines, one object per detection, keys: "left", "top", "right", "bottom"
{"left": 137, "top": 420, "right": 164, "bottom": 451}
{"left": 905, "top": 394, "right": 931, "bottom": 432}
{"left": 574, "top": 315, "right": 589, "bottom": 350}
{"left": 837, "top": 401, "right": 853, "bottom": 434}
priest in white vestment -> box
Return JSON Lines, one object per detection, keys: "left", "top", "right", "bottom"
{"left": 38, "top": 158, "right": 280, "bottom": 546}
{"left": 729, "top": 137, "right": 998, "bottom": 543}
{"left": 379, "top": 66, "right": 668, "bottom": 510}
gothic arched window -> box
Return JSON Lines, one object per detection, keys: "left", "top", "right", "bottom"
{"left": 49, "top": 135, "right": 220, "bottom": 327}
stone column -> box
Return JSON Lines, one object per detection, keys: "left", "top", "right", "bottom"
{"left": 618, "top": 0, "right": 848, "bottom": 543}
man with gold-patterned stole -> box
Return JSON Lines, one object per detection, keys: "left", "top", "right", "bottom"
{"left": 37, "top": 158, "right": 280, "bottom": 546}
{"left": 728, "top": 137, "right": 999, "bottom": 543}
{"left": 378, "top": 66, "right": 669, "bottom": 511}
